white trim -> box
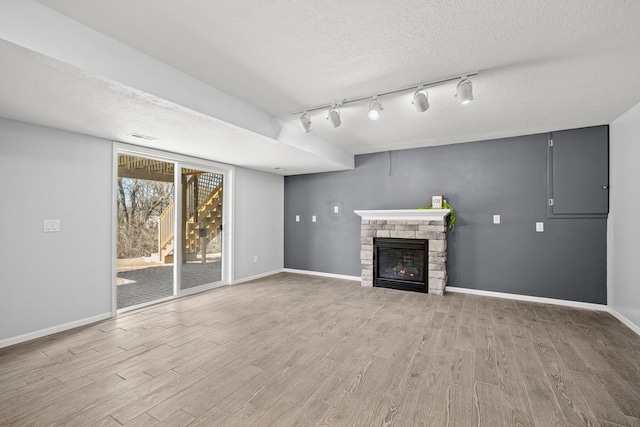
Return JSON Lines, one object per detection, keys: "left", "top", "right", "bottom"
{"left": 446, "top": 286, "right": 608, "bottom": 311}
{"left": 607, "top": 308, "right": 640, "bottom": 337}
{"left": 225, "top": 167, "right": 235, "bottom": 285}
{"left": 111, "top": 144, "right": 118, "bottom": 317}
{"left": 283, "top": 268, "right": 361, "bottom": 282}
{"left": 0, "top": 313, "right": 112, "bottom": 349}
{"left": 252, "top": 269, "right": 621, "bottom": 319}
{"left": 178, "top": 281, "right": 227, "bottom": 297}
{"left": 233, "top": 269, "right": 286, "bottom": 285}
{"left": 117, "top": 283, "right": 228, "bottom": 315}
{"left": 117, "top": 295, "right": 176, "bottom": 314}
{"left": 354, "top": 209, "right": 450, "bottom": 221}
{"left": 173, "top": 160, "right": 182, "bottom": 295}
{"left": 235, "top": 271, "right": 640, "bottom": 338}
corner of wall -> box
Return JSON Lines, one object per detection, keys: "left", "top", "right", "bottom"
{"left": 233, "top": 167, "right": 284, "bottom": 282}
{"left": 608, "top": 101, "right": 640, "bottom": 332}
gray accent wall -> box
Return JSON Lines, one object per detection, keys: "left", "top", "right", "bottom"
{"left": 285, "top": 129, "right": 608, "bottom": 304}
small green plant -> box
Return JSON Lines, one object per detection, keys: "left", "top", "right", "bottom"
{"left": 417, "top": 200, "right": 456, "bottom": 231}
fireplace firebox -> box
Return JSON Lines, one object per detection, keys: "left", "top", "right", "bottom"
{"left": 374, "top": 238, "right": 428, "bottom": 293}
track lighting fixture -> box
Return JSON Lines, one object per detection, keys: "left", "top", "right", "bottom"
{"left": 327, "top": 105, "right": 341, "bottom": 128}
{"left": 368, "top": 97, "right": 382, "bottom": 120}
{"left": 291, "top": 71, "right": 478, "bottom": 132}
{"left": 456, "top": 77, "right": 474, "bottom": 104}
{"left": 412, "top": 86, "right": 429, "bottom": 113}
{"left": 299, "top": 111, "right": 312, "bottom": 133}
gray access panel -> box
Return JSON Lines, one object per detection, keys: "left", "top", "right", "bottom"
{"left": 548, "top": 126, "right": 609, "bottom": 217}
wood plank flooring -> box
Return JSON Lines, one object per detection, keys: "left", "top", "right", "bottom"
{"left": 1, "top": 272, "right": 640, "bottom": 426}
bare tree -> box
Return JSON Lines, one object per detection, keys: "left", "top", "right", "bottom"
{"left": 117, "top": 178, "right": 173, "bottom": 259}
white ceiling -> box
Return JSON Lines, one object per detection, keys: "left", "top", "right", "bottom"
{"left": 0, "top": 39, "right": 350, "bottom": 175}
{"left": 3, "top": 1, "right": 640, "bottom": 174}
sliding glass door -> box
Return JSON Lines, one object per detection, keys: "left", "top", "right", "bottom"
{"left": 179, "top": 168, "right": 224, "bottom": 290}
{"left": 116, "top": 154, "right": 175, "bottom": 310}
{"left": 115, "top": 148, "right": 228, "bottom": 311}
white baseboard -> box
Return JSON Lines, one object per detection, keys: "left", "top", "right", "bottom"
{"left": 283, "top": 268, "right": 361, "bottom": 282}
{"left": 2, "top": 280, "right": 637, "bottom": 350}
{"left": 282, "top": 270, "right": 614, "bottom": 313}
{"left": 0, "top": 312, "right": 113, "bottom": 349}
{"left": 233, "top": 269, "right": 286, "bottom": 285}
{"left": 445, "top": 286, "right": 608, "bottom": 311}
{"left": 607, "top": 308, "right": 640, "bottom": 337}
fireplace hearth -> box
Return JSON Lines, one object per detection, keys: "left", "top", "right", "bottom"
{"left": 375, "top": 238, "right": 428, "bottom": 293}
{"left": 354, "top": 209, "right": 450, "bottom": 295}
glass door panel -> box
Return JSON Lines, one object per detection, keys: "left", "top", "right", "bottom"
{"left": 179, "top": 168, "right": 224, "bottom": 290}
{"left": 116, "top": 154, "right": 175, "bottom": 309}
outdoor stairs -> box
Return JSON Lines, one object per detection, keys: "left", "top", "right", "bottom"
{"left": 158, "top": 173, "right": 223, "bottom": 263}
{"left": 185, "top": 187, "right": 223, "bottom": 256}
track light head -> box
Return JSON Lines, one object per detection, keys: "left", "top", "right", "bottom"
{"left": 327, "top": 105, "right": 341, "bottom": 128}
{"left": 456, "top": 77, "right": 473, "bottom": 104}
{"left": 412, "top": 87, "right": 430, "bottom": 113}
{"left": 368, "top": 97, "right": 382, "bottom": 120}
{"left": 299, "top": 111, "right": 312, "bottom": 133}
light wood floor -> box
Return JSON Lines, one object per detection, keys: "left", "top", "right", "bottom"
{"left": 1, "top": 273, "right": 640, "bottom": 426}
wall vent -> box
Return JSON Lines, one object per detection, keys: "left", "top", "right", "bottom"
{"left": 127, "top": 133, "right": 159, "bottom": 141}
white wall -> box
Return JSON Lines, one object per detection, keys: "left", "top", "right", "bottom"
{"left": 608, "top": 101, "right": 640, "bottom": 330}
{"left": 0, "top": 118, "right": 113, "bottom": 345}
{"left": 233, "top": 167, "right": 284, "bottom": 281}
{"left": 0, "top": 118, "right": 286, "bottom": 346}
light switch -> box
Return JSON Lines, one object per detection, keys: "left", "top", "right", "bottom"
{"left": 333, "top": 205, "right": 339, "bottom": 214}
{"left": 295, "top": 215, "right": 300, "bottom": 222}
{"left": 493, "top": 215, "right": 500, "bottom": 224}
{"left": 44, "top": 219, "right": 60, "bottom": 232}
{"left": 536, "top": 222, "right": 544, "bottom": 232}
{"left": 312, "top": 215, "right": 317, "bottom": 222}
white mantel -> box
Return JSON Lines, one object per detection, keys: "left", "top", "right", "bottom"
{"left": 354, "top": 209, "right": 450, "bottom": 221}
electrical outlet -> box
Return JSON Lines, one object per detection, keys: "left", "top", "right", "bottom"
{"left": 333, "top": 205, "right": 339, "bottom": 214}
{"left": 536, "top": 222, "right": 544, "bottom": 232}
{"left": 295, "top": 215, "right": 300, "bottom": 222}
{"left": 312, "top": 215, "right": 317, "bottom": 222}
{"left": 493, "top": 215, "right": 500, "bottom": 224}
{"left": 253, "top": 255, "right": 258, "bottom": 263}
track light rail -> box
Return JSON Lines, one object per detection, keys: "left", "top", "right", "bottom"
{"left": 290, "top": 71, "right": 478, "bottom": 115}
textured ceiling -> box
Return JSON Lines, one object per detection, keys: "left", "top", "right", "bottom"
{"left": 6, "top": 1, "right": 640, "bottom": 171}
{"left": 0, "top": 39, "right": 349, "bottom": 175}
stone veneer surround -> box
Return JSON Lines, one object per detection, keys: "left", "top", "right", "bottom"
{"left": 355, "top": 210, "right": 450, "bottom": 295}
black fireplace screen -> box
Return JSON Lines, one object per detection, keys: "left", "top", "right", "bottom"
{"left": 374, "top": 238, "right": 428, "bottom": 292}
{"left": 378, "top": 248, "right": 425, "bottom": 282}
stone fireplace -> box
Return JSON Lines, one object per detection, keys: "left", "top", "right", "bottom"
{"left": 354, "top": 209, "right": 450, "bottom": 295}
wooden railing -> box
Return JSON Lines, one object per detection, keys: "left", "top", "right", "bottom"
{"left": 158, "top": 201, "right": 175, "bottom": 254}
